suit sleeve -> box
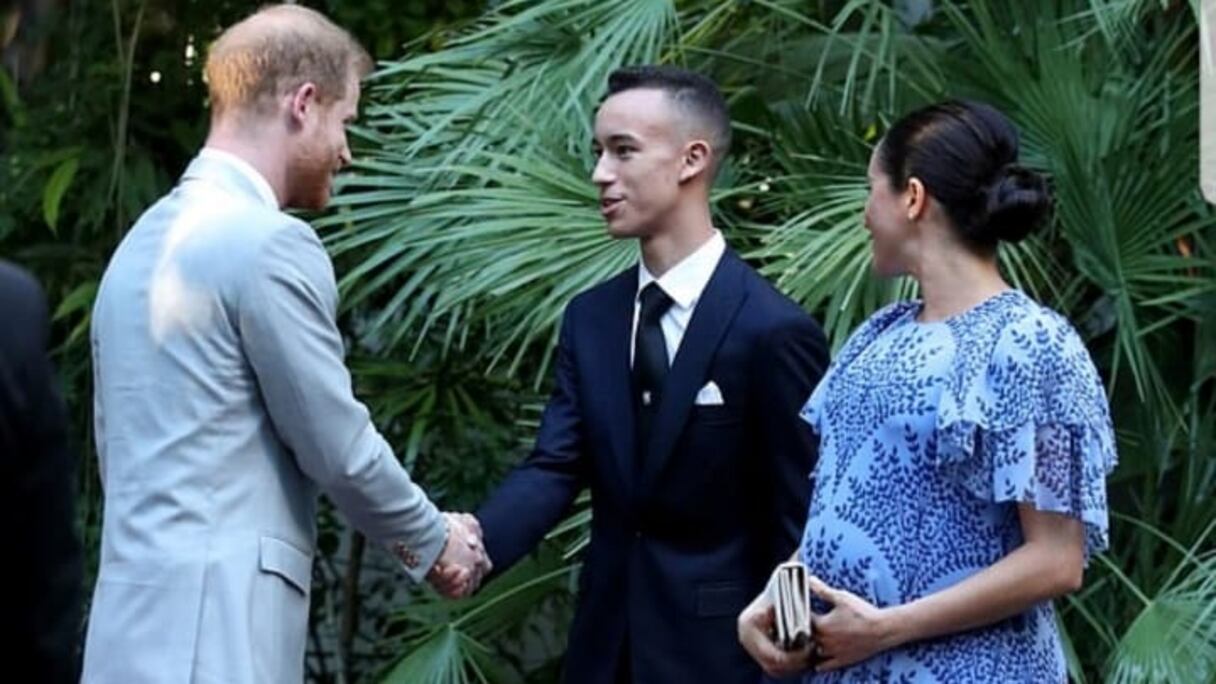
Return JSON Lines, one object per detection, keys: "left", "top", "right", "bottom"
{"left": 475, "top": 306, "right": 588, "bottom": 575}
{"left": 752, "top": 312, "right": 829, "bottom": 566}
{"left": 238, "top": 225, "right": 446, "bottom": 583}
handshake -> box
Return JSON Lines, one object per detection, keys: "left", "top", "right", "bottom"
{"left": 426, "top": 512, "right": 493, "bottom": 598}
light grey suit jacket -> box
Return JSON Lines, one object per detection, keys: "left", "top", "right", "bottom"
{"left": 82, "top": 153, "right": 446, "bottom": 683}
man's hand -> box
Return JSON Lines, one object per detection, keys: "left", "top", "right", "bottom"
{"left": 426, "top": 512, "right": 492, "bottom": 598}
{"left": 737, "top": 590, "right": 813, "bottom": 677}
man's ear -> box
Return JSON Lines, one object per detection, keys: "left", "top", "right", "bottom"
{"left": 678, "top": 139, "right": 713, "bottom": 183}
{"left": 906, "top": 176, "right": 928, "bottom": 221}
{"left": 287, "top": 82, "right": 319, "bottom": 128}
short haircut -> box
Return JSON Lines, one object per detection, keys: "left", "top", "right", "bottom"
{"left": 204, "top": 4, "right": 372, "bottom": 120}
{"left": 605, "top": 65, "right": 732, "bottom": 170}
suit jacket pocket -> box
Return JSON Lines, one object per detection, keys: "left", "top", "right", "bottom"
{"left": 695, "top": 581, "right": 747, "bottom": 617}
{"left": 259, "top": 535, "right": 313, "bottom": 595}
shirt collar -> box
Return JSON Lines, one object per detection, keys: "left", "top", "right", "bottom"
{"left": 636, "top": 230, "right": 726, "bottom": 310}
{"left": 198, "top": 147, "right": 279, "bottom": 209}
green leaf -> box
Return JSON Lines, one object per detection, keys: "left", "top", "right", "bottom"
{"left": 0, "top": 67, "right": 24, "bottom": 127}
{"left": 52, "top": 279, "right": 98, "bottom": 322}
{"left": 52, "top": 279, "right": 99, "bottom": 348}
{"left": 42, "top": 156, "right": 80, "bottom": 234}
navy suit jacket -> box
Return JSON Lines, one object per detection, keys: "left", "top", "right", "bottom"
{"left": 477, "top": 249, "right": 829, "bottom": 684}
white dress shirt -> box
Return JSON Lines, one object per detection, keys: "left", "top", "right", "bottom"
{"left": 631, "top": 230, "right": 727, "bottom": 366}
{"left": 198, "top": 147, "right": 279, "bottom": 209}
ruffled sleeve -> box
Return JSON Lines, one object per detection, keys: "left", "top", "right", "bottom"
{"left": 933, "top": 307, "right": 1117, "bottom": 561}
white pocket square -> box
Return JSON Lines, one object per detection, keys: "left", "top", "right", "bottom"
{"left": 694, "top": 380, "right": 725, "bottom": 406}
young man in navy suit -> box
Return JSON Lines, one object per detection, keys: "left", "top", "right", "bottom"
{"left": 472, "top": 66, "right": 829, "bottom": 683}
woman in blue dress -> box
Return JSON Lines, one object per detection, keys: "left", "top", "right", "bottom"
{"left": 738, "top": 100, "right": 1116, "bottom": 682}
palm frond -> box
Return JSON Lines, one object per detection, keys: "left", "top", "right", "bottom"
{"left": 324, "top": 142, "right": 631, "bottom": 383}
{"left": 361, "top": 0, "right": 678, "bottom": 171}
{"left": 380, "top": 547, "right": 578, "bottom": 683}
{"left": 1104, "top": 546, "right": 1216, "bottom": 683}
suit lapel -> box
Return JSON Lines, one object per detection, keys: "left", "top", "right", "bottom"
{"left": 640, "top": 251, "right": 748, "bottom": 493}
{"left": 592, "top": 269, "right": 641, "bottom": 500}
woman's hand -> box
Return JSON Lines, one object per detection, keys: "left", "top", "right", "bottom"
{"left": 808, "top": 576, "right": 902, "bottom": 672}
{"left": 737, "top": 590, "right": 814, "bottom": 677}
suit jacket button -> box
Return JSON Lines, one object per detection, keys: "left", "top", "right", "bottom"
{"left": 394, "top": 542, "right": 420, "bottom": 569}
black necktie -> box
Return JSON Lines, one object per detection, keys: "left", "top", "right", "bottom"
{"left": 634, "top": 282, "right": 673, "bottom": 455}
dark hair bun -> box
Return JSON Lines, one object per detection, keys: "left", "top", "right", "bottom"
{"left": 880, "top": 100, "right": 1052, "bottom": 249}
{"left": 979, "top": 163, "right": 1051, "bottom": 244}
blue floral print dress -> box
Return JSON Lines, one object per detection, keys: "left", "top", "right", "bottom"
{"left": 798, "top": 290, "right": 1116, "bottom": 683}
